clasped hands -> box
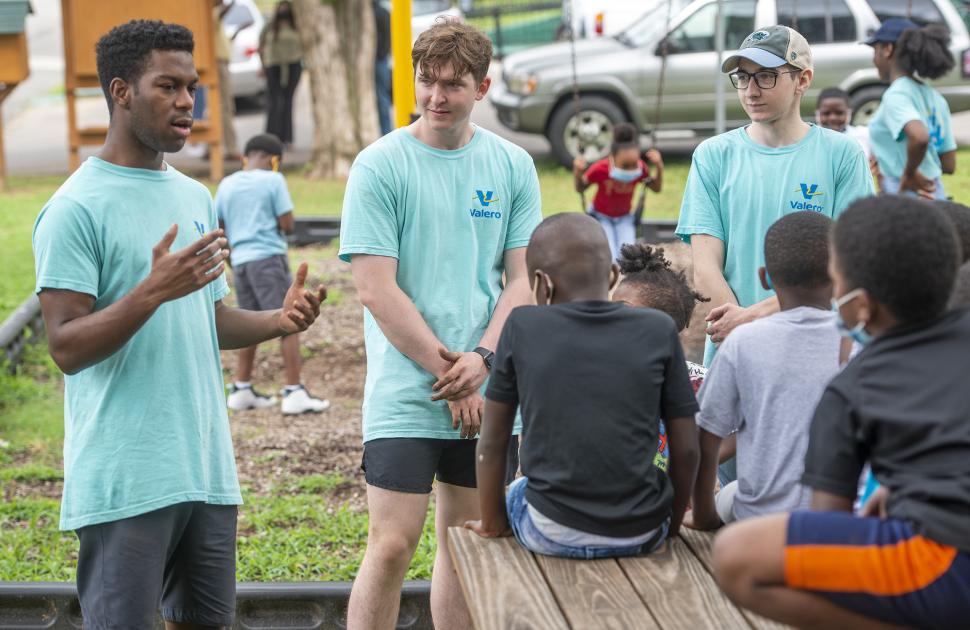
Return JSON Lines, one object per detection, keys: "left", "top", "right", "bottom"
{"left": 431, "top": 347, "right": 488, "bottom": 439}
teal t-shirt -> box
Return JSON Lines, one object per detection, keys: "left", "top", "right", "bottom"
{"left": 338, "top": 127, "right": 542, "bottom": 441}
{"left": 215, "top": 169, "right": 293, "bottom": 266}
{"left": 675, "top": 124, "right": 875, "bottom": 365}
{"left": 869, "top": 76, "right": 956, "bottom": 181}
{"left": 32, "top": 157, "right": 242, "bottom": 531}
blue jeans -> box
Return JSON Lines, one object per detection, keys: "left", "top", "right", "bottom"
{"left": 881, "top": 174, "right": 947, "bottom": 200}
{"left": 375, "top": 56, "right": 393, "bottom": 136}
{"left": 590, "top": 210, "right": 636, "bottom": 262}
{"left": 506, "top": 477, "right": 669, "bottom": 559}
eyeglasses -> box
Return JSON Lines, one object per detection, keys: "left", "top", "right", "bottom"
{"left": 729, "top": 69, "right": 802, "bottom": 89}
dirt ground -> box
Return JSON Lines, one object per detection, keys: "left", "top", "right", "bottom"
{"left": 225, "top": 241, "right": 708, "bottom": 509}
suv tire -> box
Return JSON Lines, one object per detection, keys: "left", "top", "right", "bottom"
{"left": 547, "top": 95, "right": 630, "bottom": 168}
{"left": 849, "top": 85, "right": 887, "bottom": 127}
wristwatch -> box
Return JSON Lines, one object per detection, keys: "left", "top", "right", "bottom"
{"left": 473, "top": 346, "right": 494, "bottom": 370}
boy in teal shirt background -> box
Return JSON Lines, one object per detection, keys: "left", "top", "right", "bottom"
{"left": 216, "top": 133, "right": 330, "bottom": 415}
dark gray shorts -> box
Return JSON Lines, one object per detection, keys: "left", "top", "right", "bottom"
{"left": 234, "top": 254, "right": 292, "bottom": 311}
{"left": 75, "top": 502, "right": 237, "bottom": 629}
{"left": 361, "top": 436, "right": 520, "bottom": 494}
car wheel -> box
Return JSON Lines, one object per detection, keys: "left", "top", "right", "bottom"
{"left": 849, "top": 86, "right": 886, "bottom": 127}
{"left": 547, "top": 95, "right": 629, "bottom": 168}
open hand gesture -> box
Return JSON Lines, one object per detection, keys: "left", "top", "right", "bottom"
{"left": 145, "top": 225, "right": 228, "bottom": 304}
{"left": 279, "top": 262, "right": 327, "bottom": 334}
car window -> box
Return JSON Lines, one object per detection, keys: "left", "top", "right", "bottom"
{"left": 864, "top": 0, "right": 946, "bottom": 26}
{"left": 667, "top": 0, "right": 756, "bottom": 53}
{"left": 777, "top": 0, "right": 857, "bottom": 43}
{"left": 223, "top": 3, "right": 254, "bottom": 27}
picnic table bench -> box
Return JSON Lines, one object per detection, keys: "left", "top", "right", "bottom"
{"left": 448, "top": 526, "right": 789, "bottom": 630}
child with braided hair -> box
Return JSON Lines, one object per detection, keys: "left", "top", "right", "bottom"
{"left": 612, "top": 243, "right": 709, "bottom": 471}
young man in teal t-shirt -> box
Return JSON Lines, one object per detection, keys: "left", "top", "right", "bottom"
{"left": 676, "top": 25, "right": 874, "bottom": 369}
{"left": 339, "top": 19, "right": 542, "bottom": 630}
{"left": 32, "top": 21, "right": 327, "bottom": 628}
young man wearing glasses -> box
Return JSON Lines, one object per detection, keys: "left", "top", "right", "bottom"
{"left": 676, "top": 25, "right": 874, "bottom": 369}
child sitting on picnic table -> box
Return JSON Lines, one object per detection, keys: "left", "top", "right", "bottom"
{"left": 685, "top": 211, "right": 841, "bottom": 529}
{"left": 465, "top": 213, "right": 700, "bottom": 557}
{"left": 573, "top": 123, "right": 663, "bottom": 261}
{"left": 611, "top": 243, "right": 709, "bottom": 472}
{"left": 713, "top": 195, "right": 970, "bottom": 629}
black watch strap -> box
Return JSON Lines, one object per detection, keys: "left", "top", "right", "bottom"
{"left": 473, "top": 346, "right": 494, "bottom": 370}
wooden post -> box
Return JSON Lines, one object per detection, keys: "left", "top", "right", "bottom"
{"left": 0, "top": 86, "right": 12, "bottom": 191}
{"left": 0, "top": 31, "right": 30, "bottom": 190}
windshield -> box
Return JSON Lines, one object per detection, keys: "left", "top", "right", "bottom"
{"left": 616, "top": 0, "right": 690, "bottom": 47}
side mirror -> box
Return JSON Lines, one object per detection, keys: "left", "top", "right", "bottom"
{"left": 656, "top": 37, "right": 676, "bottom": 56}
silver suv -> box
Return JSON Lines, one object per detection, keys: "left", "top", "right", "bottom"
{"left": 491, "top": 0, "right": 970, "bottom": 166}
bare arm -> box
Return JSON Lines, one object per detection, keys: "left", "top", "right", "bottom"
{"left": 810, "top": 489, "right": 854, "bottom": 512}
{"left": 940, "top": 149, "right": 956, "bottom": 175}
{"left": 572, "top": 157, "right": 592, "bottom": 193}
{"left": 899, "top": 120, "right": 936, "bottom": 198}
{"left": 685, "top": 428, "right": 722, "bottom": 530}
{"left": 646, "top": 149, "right": 663, "bottom": 193}
{"left": 39, "top": 227, "right": 228, "bottom": 375}
{"left": 666, "top": 415, "right": 700, "bottom": 537}
{"left": 277, "top": 211, "right": 295, "bottom": 235}
{"left": 465, "top": 399, "right": 516, "bottom": 537}
{"left": 692, "top": 234, "right": 778, "bottom": 343}
{"left": 351, "top": 254, "right": 452, "bottom": 378}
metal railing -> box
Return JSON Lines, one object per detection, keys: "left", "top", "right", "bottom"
{"left": 464, "top": 1, "right": 563, "bottom": 58}
{"left": 0, "top": 293, "right": 42, "bottom": 373}
{"left": 0, "top": 581, "right": 432, "bottom": 629}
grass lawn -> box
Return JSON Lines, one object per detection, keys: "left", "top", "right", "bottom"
{"left": 2, "top": 145, "right": 968, "bottom": 582}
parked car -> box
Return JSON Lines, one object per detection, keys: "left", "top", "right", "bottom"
{"left": 564, "top": 0, "right": 684, "bottom": 39}
{"left": 492, "top": 0, "right": 970, "bottom": 166}
{"left": 222, "top": 0, "right": 266, "bottom": 103}
{"left": 412, "top": 0, "right": 463, "bottom": 37}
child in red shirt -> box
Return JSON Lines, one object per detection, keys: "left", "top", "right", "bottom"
{"left": 573, "top": 122, "right": 663, "bottom": 260}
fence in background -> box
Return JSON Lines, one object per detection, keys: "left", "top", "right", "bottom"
{"left": 464, "top": 0, "right": 563, "bottom": 58}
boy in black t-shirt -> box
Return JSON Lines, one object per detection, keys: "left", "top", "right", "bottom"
{"left": 712, "top": 196, "right": 970, "bottom": 629}
{"left": 464, "top": 214, "right": 700, "bottom": 558}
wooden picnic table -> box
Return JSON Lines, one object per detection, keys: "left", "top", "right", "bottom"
{"left": 448, "top": 526, "right": 789, "bottom": 630}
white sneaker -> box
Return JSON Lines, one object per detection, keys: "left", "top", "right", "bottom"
{"left": 227, "top": 384, "right": 277, "bottom": 411}
{"left": 281, "top": 385, "right": 330, "bottom": 415}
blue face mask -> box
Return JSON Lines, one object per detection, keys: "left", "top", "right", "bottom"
{"left": 831, "top": 288, "right": 873, "bottom": 346}
{"left": 609, "top": 163, "right": 642, "bottom": 183}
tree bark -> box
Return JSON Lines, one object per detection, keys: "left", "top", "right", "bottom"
{"left": 292, "top": 0, "right": 379, "bottom": 179}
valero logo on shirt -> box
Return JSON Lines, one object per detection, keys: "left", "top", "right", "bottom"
{"left": 193, "top": 220, "right": 206, "bottom": 236}
{"left": 470, "top": 189, "right": 502, "bottom": 219}
{"left": 790, "top": 183, "right": 825, "bottom": 211}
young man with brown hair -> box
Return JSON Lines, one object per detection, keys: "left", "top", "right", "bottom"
{"left": 339, "top": 19, "right": 542, "bottom": 630}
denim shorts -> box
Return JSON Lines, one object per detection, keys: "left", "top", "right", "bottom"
{"left": 505, "top": 476, "right": 669, "bottom": 559}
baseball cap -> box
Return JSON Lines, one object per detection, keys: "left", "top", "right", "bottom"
{"left": 721, "top": 25, "right": 813, "bottom": 73}
{"left": 863, "top": 18, "right": 919, "bottom": 46}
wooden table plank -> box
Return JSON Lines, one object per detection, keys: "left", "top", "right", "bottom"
{"left": 680, "top": 529, "right": 791, "bottom": 630}
{"left": 448, "top": 527, "right": 570, "bottom": 630}
{"left": 619, "top": 537, "right": 751, "bottom": 630}
{"left": 534, "top": 555, "right": 661, "bottom": 630}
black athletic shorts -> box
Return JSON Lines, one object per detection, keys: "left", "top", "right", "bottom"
{"left": 75, "top": 502, "right": 237, "bottom": 629}
{"left": 361, "top": 436, "right": 520, "bottom": 494}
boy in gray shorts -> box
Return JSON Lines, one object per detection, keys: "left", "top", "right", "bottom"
{"left": 216, "top": 133, "right": 329, "bottom": 414}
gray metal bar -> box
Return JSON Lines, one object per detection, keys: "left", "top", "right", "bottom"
{"left": 0, "top": 293, "right": 42, "bottom": 371}
{"left": 0, "top": 581, "right": 433, "bottom": 630}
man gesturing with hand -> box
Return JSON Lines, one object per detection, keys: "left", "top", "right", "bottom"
{"left": 31, "top": 21, "right": 325, "bottom": 629}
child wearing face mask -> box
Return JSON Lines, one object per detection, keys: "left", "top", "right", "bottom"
{"left": 684, "top": 211, "right": 841, "bottom": 531}
{"left": 466, "top": 213, "right": 700, "bottom": 558}
{"left": 712, "top": 195, "right": 970, "bottom": 630}
{"left": 573, "top": 123, "right": 663, "bottom": 260}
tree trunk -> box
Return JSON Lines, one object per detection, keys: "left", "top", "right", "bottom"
{"left": 293, "top": 0, "right": 379, "bottom": 179}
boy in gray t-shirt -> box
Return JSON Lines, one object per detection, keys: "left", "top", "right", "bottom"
{"left": 685, "top": 212, "right": 841, "bottom": 529}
